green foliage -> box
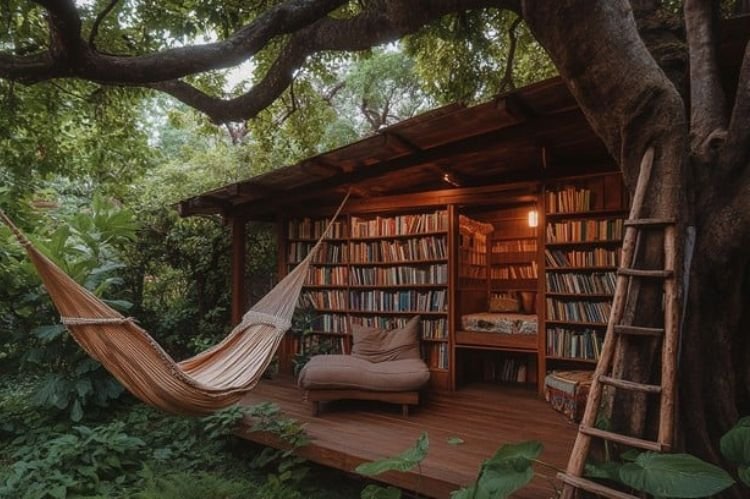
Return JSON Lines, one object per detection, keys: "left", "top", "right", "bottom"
{"left": 0, "top": 422, "right": 145, "bottom": 498}
{"left": 452, "top": 441, "right": 541, "bottom": 499}
{"left": 132, "top": 470, "right": 252, "bottom": 499}
{"left": 356, "top": 432, "right": 429, "bottom": 476}
{"left": 0, "top": 196, "right": 135, "bottom": 420}
{"left": 447, "top": 437, "right": 465, "bottom": 446}
{"left": 618, "top": 452, "right": 734, "bottom": 498}
{"left": 720, "top": 416, "right": 750, "bottom": 485}
{"left": 361, "top": 484, "right": 403, "bottom": 499}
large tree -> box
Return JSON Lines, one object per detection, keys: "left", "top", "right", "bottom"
{"left": 2, "top": 0, "right": 749, "bottom": 495}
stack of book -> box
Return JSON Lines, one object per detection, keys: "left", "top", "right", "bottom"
{"left": 350, "top": 210, "right": 448, "bottom": 238}
{"left": 546, "top": 298, "right": 612, "bottom": 323}
{"left": 546, "top": 187, "right": 592, "bottom": 213}
{"left": 545, "top": 247, "right": 620, "bottom": 267}
{"left": 546, "top": 219, "right": 624, "bottom": 243}
{"left": 546, "top": 272, "right": 616, "bottom": 295}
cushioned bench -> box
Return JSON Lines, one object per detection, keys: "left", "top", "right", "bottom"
{"left": 298, "top": 316, "right": 430, "bottom": 416}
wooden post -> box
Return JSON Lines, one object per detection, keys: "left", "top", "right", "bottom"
{"left": 230, "top": 217, "right": 247, "bottom": 326}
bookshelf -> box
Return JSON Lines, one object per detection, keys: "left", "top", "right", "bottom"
{"left": 285, "top": 209, "right": 451, "bottom": 389}
{"left": 543, "top": 173, "right": 627, "bottom": 371}
{"left": 454, "top": 205, "right": 542, "bottom": 389}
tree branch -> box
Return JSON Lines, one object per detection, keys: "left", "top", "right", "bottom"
{"left": 684, "top": 0, "right": 727, "bottom": 156}
{"left": 499, "top": 15, "right": 523, "bottom": 92}
{"left": 146, "top": 0, "right": 520, "bottom": 122}
{"left": 88, "top": 0, "right": 121, "bottom": 51}
{"left": 1, "top": 0, "right": 349, "bottom": 84}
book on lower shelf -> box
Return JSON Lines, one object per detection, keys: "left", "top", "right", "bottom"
{"left": 490, "top": 262, "right": 538, "bottom": 280}
{"left": 310, "top": 313, "right": 349, "bottom": 334}
{"left": 423, "top": 342, "right": 449, "bottom": 369}
{"left": 349, "top": 236, "right": 447, "bottom": 262}
{"left": 547, "top": 328, "right": 603, "bottom": 361}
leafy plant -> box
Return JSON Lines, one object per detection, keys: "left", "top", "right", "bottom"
{"left": 355, "top": 432, "right": 430, "bottom": 499}
{"left": 720, "top": 416, "right": 750, "bottom": 486}
{"left": 0, "top": 421, "right": 145, "bottom": 498}
{"left": 452, "top": 441, "right": 543, "bottom": 499}
{"left": 133, "top": 470, "right": 253, "bottom": 499}
{"left": 585, "top": 417, "right": 750, "bottom": 497}
{"left": 12, "top": 197, "right": 137, "bottom": 421}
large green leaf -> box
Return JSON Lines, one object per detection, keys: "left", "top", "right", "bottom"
{"left": 739, "top": 465, "right": 750, "bottom": 487}
{"left": 456, "top": 441, "right": 542, "bottom": 499}
{"left": 619, "top": 452, "right": 735, "bottom": 498}
{"left": 720, "top": 416, "right": 750, "bottom": 466}
{"left": 356, "top": 432, "right": 429, "bottom": 476}
{"left": 584, "top": 461, "right": 622, "bottom": 481}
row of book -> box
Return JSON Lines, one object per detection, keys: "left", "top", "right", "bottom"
{"left": 546, "top": 219, "right": 624, "bottom": 243}
{"left": 461, "top": 248, "right": 487, "bottom": 265}
{"left": 350, "top": 210, "right": 448, "bottom": 238}
{"left": 349, "top": 236, "right": 447, "bottom": 263}
{"left": 305, "top": 266, "right": 348, "bottom": 286}
{"left": 303, "top": 290, "right": 347, "bottom": 309}
{"left": 351, "top": 316, "right": 448, "bottom": 339}
{"left": 424, "top": 343, "right": 449, "bottom": 369}
{"left": 349, "top": 264, "right": 448, "bottom": 286}
{"left": 545, "top": 271, "right": 616, "bottom": 295}
{"left": 491, "top": 239, "right": 537, "bottom": 253}
{"left": 310, "top": 313, "right": 349, "bottom": 333}
{"left": 288, "top": 218, "right": 347, "bottom": 240}
{"left": 545, "top": 247, "right": 621, "bottom": 268}
{"left": 460, "top": 266, "right": 487, "bottom": 279}
{"left": 481, "top": 356, "right": 529, "bottom": 383}
{"left": 288, "top": 241, "right": 347, "bottom": 264}
{"left": 546, "top": 187, "right": 593, "bottom": 213}
{"left": 349, "top": 289, "right": 448, "bottom": 313}
{"left": 546, "top": 328, "right": 603, "bottom": 360}
{"left": 546, "top": 298, "right": 612, "bottom": 324}
{"left": 490, "top": 262, "right": 538, "bottom": 279}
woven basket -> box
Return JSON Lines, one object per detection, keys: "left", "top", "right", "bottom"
{"left": 490, "top": 295, "right": 519, "bottom": 312}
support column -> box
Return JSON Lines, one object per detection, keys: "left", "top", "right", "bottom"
{"left": 230, "top": 217, "right": 247, "bottom": 326}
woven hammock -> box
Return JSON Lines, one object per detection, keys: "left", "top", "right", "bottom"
{"left": 0, "top": 193, "right": 349, "bottom": 415}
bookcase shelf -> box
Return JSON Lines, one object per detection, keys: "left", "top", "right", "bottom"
{"left": 285, "top": 209, "right": 452, "bottom": 383}
{"left": 543, "top": 173, "right": 627, "bottom": 375}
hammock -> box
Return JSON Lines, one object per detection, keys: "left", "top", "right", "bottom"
{"left": 0, "top": 192, "right": 350, "bottom": 415}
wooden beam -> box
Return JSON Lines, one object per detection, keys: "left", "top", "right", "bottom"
{"left": 383, "top": 131, "right": 421, "bottom": 153}
{"left": 230, "top": 217, "right": 247, "bottom": 326}
{"left": 496, "top": 94, "right": 537, "bottom": 122}
{"left": 229, "top": 108, "right": 583, "bottom": 217}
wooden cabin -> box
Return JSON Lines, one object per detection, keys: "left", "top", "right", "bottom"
{"left": 177, "top": 18, "right": 750, "bottom": 498}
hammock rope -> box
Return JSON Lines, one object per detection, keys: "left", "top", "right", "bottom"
{"left": 0, "top": 190, "right": 351, "bottom": 415}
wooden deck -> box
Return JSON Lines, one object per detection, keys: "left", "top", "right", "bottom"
{"left": 238, "top": 377, "right": 577, "bottom": 498}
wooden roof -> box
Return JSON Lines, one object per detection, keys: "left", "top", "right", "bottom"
{"left": 179, "top": 77, "right": 613, "bottom": 220}
{"left": 177, "top": 15, "right": 749, "bottom": 221}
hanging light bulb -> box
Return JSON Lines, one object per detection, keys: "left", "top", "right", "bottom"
{"left": 528, "top": 209, "right": 539, "bottom": 228}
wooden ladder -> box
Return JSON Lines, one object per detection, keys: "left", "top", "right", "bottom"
{"left": 558, "top": 148, "right": 680, "bottom": 499}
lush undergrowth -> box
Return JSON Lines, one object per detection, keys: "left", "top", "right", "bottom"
{"left": 0, "top": 376, "right": 362, "bottom": 499}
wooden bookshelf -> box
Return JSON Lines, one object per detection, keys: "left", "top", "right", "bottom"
{"left": 542, "top": 173, "right": 627, "bottom": 372}
{"left": 454, "top": 205, "right": 541, "bottom": 390}
{"left": 285, "top": 209, "right": 452, "bottom": 388}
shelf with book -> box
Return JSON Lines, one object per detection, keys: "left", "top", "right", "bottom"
{"left": 543, "top": 172, "right": 627, "bottom": 375}
{"left": 285, "top": 209, "right": 452, "bottom": 385}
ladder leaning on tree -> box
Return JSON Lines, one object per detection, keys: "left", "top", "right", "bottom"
{"left": 558, "top": 148, "right": 682, "bottom": 499}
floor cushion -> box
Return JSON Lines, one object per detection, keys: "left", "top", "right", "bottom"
{"left": 298, "top": 354, "right": 430, "bottom": 392}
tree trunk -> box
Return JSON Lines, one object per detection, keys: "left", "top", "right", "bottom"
{"left": 523, "top": 1, "right": 749, "bottom": 495}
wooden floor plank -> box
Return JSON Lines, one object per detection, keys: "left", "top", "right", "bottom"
{"left": 238, "top": 377, "right": 576, "bottom": 498}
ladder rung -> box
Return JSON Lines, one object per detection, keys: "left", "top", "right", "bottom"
{"left": 624, "top": 218, "right": 676, "bottom": 227}
{"left": 614, "top": 325, "right": 664, "bottom": 336}
{"left": 579, "top": 425, "right": 665, "bottom": 451}
{"left": 618, "top": 268, "right": 673, "bottom": 278}
{"left": 558, "top": 473, "right": 640, "bottom": 499}
{"left": 599, "top": 375, "right": 662, "bottom": 394}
